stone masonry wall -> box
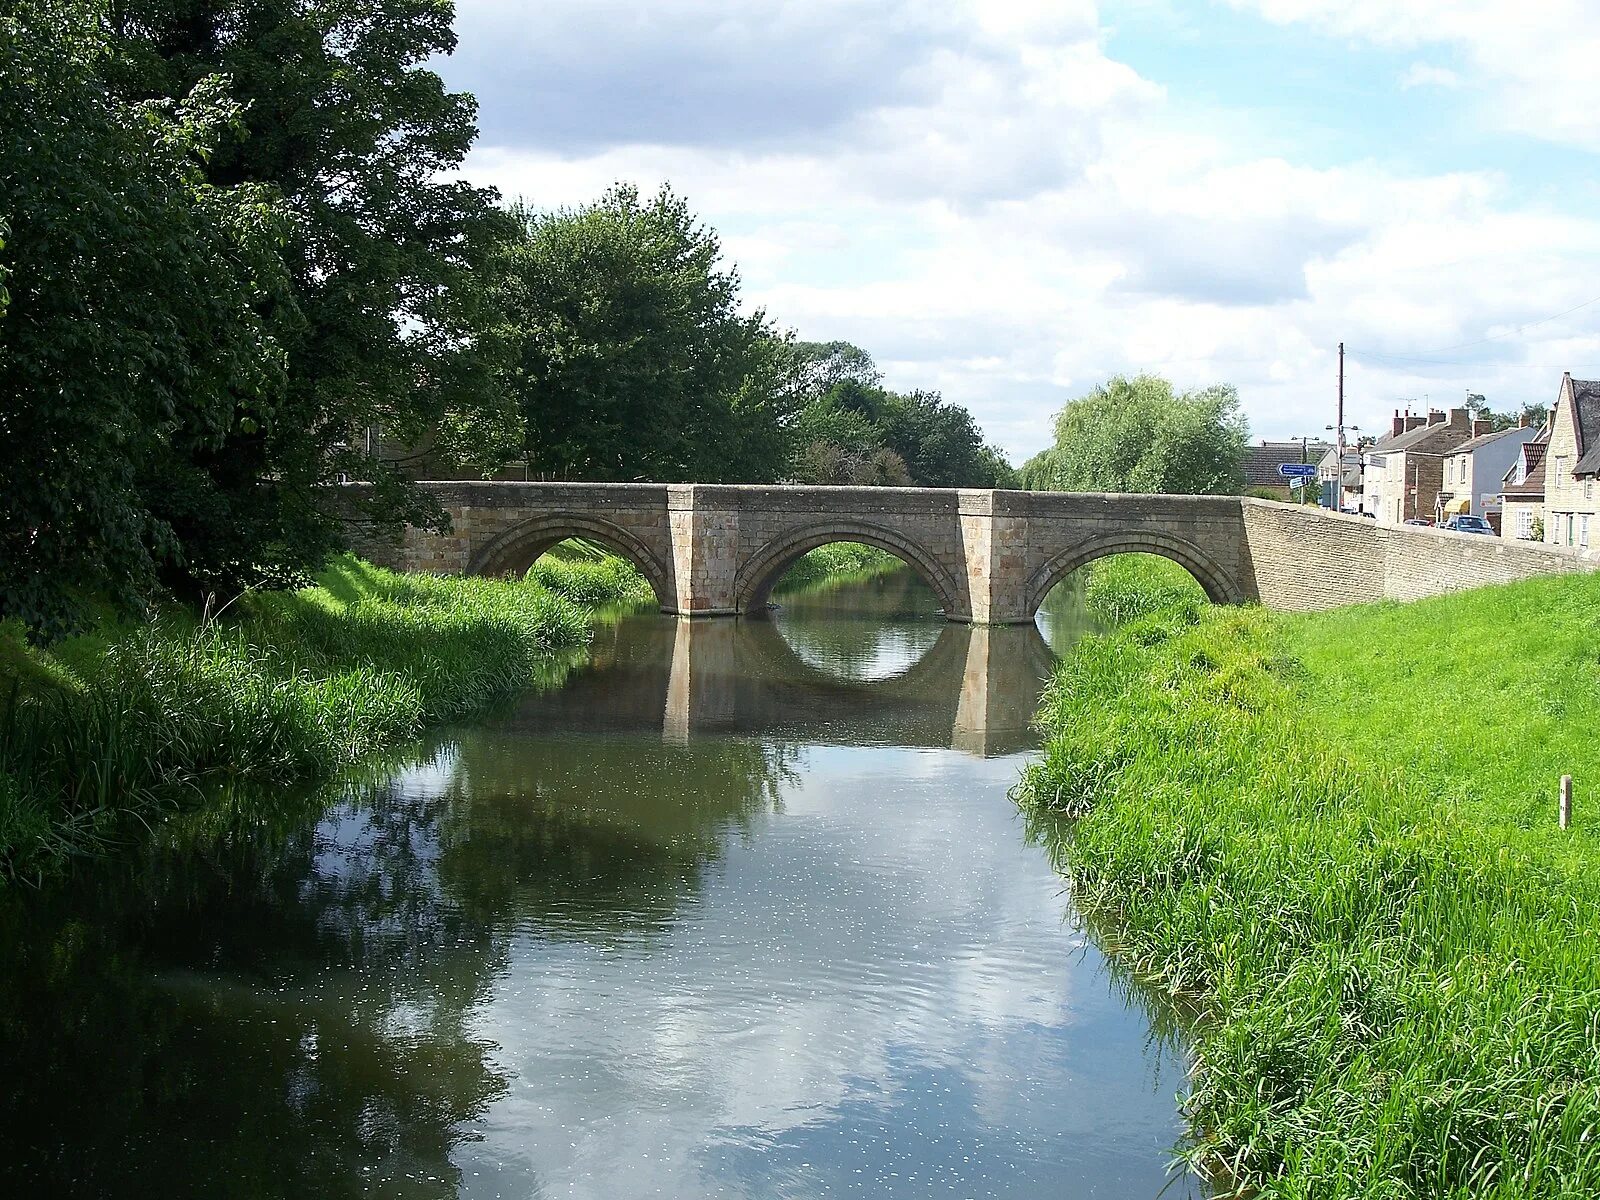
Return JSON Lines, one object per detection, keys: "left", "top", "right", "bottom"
{"left": 1242, "top": 498, "right": 1596, "bottom": 611}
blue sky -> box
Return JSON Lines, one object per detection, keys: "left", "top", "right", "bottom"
{"left": 440, "top": 0, "right": 1600, "bottom": 462}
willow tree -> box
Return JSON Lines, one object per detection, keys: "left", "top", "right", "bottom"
{"left": 1022, "top": 374, "right": 1248, "bottom": 495}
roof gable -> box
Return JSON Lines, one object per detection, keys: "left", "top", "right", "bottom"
{"left": 1571, "top": 377, "right": 1600, "bottom": 475}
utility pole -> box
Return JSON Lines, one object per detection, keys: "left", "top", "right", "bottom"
{"left": 1336, "top": 342, "right": 1345, "bottom": 466}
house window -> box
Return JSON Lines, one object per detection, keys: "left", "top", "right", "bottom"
{"left": 1582, "top": 515, "right": 1591, "bottom": 548}
{"left": 1517, "top": 509, "right": 1534, "bottom": 539}
{"left": 1555, "top": 456, "right": 1568, "bottom": 488}
{"left": 1568, "top": 514, "right": 1576, "bottom": 547}
{"left": 1586, "top": 478, "right": 1594, "bottom": 501}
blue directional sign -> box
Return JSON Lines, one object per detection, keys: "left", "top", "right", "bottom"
{"left": 1279, "top": 463, "right": 1318, "bottom": 478}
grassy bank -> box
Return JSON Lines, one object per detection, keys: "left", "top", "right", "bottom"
{"left": 1019, "top": 566, "right": 1600, "bottom": 1198}
{"left": 0, "top": 556, "right": 648, "bottom": 885}
{"left": 773, "top": 541, "right": 904, "bottom": 594}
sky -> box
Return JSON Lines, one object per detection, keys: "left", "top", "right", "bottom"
{"left": 438, "top": 0, "right": 1600, "bottom": 464}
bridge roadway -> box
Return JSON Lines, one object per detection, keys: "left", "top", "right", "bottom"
{"left": 356, "top": 482, "right": 1596, "bottom": 622}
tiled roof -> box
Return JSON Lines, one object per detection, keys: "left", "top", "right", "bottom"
{"left": 1242, "top": 440, "right": 1330, "bottom": 487}
{"left": 1571, "top": 378, "right": 1600, "bottom": 475}
{"left": 1379, "top": 418, "right": 1470, "bottom": 454}
{"left": 1501, "top": 439, "right": 1548, "bottom": 497}
{"left": 1453, "top": 425, "right": 1534, "bottom": 455}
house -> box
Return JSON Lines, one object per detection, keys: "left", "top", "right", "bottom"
{"left": 1436, "top": 420, "right": 1540, "bottom": 530}
{"left": 1242, "top": 439, "right": 1331, "bottom": 501}
{"left": 1315, "top": 443, "right": 1367, "bottom": 511}
{"left": 1541, "top": 373, "right": 1600, "bottom": 551}
{"left": 1362, "top": 407, "right": 1473, "bottom": 524}
{"left": 1500, "top": 425, "right": 1549, "bottom": 541}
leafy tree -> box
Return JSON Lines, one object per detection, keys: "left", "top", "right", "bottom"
{"left": 1021, "top": 374, "right": 1248, "bottom": 495}
{"left": 491, "top": 185, "right": 803, "bottom": 483}
{"left": 0, "top": 1, "right": 292, "bottom": 636}
{"left": 111, "top": 0, "right": 519, "bottom": 597}
{"left": 1464, "top": 393, "right": 1547, "bottom": 432}
{"left": 789, "top": 342, "right": 1014, "bottom": 487}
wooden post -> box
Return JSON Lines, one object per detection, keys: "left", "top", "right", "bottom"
{"left": 1560, "top": 775, "right": 1573, "bottom": 829}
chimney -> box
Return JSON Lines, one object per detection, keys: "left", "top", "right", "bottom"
{"left": 1471, "top": 418, "right": 1492, "bottom": 438}
{"left": 1405, "top": 412, "right": 1427, "bottom": 432}
{"left": 1392, "top": 408, "right": 1405, "bottom": 438}
{"left": 1518, "top": 411, "right": 1530, "bottom": 429}
{"left": 1427, "top": 408, "right": 1446, "bottom": 426}
{"left": 1447, "top": 406, "right": 1469, "bottom": 430}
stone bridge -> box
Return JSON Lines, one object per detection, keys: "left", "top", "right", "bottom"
{"left": 358, "top": 482, "right": 1596, "bottom": 622}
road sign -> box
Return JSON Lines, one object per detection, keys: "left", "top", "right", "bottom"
{"left": 1278, "top": 463, "right": 1317, "bottom": 478}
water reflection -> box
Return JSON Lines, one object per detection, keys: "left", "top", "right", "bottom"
{"left": 0, "top": 569, "right": 1197, "bottom": 1200}
{"left": 516, "top": 594, "right": 1066, "bottom": 758}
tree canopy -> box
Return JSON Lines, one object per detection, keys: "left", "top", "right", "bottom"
{"left": 491, "top": 185, "right": 802, "bottom": 483}
{"left": 789, "top": 342, "right": 1016, "bottom": 488}
{"left": 1, "top": 0, "right": 516, "bottom": 635}
{"left": 0, "top": 2, "right": 293, "bottom": 635}
{"left": 113, "top": 0, "right": 519, "bottom": 595}
{"left": 1021, "top": 374, "right": 1248, "bottom": 495}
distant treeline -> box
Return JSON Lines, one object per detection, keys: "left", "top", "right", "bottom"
{"left": 0, "top": 3, "right": 1010, "bottom": 641}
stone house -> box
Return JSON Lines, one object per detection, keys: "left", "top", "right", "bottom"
{"left": 1542, "top": 373, "right": 1600, "bottom": 552}
{"left": 1362, "top": 407, "right": 1474, "bottom": 524}
{"left": 1436, "top": 421, "right": 1539, "bottom": 530}
{"left": 1500, "top": 426, "right": 1549, "bottom": 541}
{"left": 1242, "top": 439, "right": 1330, "bottom": 501}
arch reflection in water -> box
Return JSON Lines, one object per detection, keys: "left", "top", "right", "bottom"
{"left": 502, "top": 606, "right": 1058, "bottom": 758}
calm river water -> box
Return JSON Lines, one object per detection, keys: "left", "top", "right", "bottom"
{"left": 0, "top": 569, "right": 1198, "bottom": 1199}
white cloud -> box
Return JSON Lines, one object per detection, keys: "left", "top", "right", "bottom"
{"left": 1398, "top": 62, "right": 1462, "bottom": 90}
{"left": 447, "top": 0, "right": 1600, "bottom": 463}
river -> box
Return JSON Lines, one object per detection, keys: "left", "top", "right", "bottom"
{"left": 0, "top": 568, "right": 1199, "bottom": 1199}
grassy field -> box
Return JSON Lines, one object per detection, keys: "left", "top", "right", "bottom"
{"left": 0, "top": 556, "right": 649, "bottom": 885}
{"left": 1019, "top": 562, "right": 1600, "bottom": 1198}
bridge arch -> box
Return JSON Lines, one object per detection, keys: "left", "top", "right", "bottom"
{"left": 734, "top": 521, "right": 966, "bottom": 618}
{"left": 466, "top": 512, "right": 673, "bottom": 609}
{"left": 1024, "top": 531, "right": 1243, "bottom": 616}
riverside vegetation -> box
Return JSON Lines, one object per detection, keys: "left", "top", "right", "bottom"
{"left": 1020, "top": 556, "right": 1600, "bottom": 1198}
{"left": 0, "top": 553, "right": 656, "bottom": 886}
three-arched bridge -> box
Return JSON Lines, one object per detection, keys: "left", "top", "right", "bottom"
{"left": 355, "top": 482, "right": 1595, "bottom": 622}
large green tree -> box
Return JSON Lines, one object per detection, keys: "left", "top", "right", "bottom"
{"left": 0, "top": 1, "right": 292, "bottom": 636}
{"left": 1021, "top": 374, "right": 1248, "bottom": 495}
{"left": 110, "top": 0, "right": 518, "bottom": 596}
{"left": 789, "top": 342, "right": 1016, "bottom": 487}
{"left": 492, "top": 185, "right": 802, "bottom": 483}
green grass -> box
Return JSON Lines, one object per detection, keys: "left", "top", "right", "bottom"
{"left": 1019, "top": 570, "right": 1600, "bottom": 1198}
{"left": 0, "top": 557, "right": 633, "bottom": 885}
{"left": 772, "top": 541, "right": 904, "bottom": 594}
{"left": 1082, "top": 552, "right": 1208, "bottom": 626}
{"left": 528, "top": 554, "right": 657, "bottom": 610}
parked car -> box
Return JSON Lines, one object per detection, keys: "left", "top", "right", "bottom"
{"left": 1444, "top": 514, "right": 1495, "bottom": 536}
{"left": 1403, "top": 518, "right": 1434, "bottom": 527}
